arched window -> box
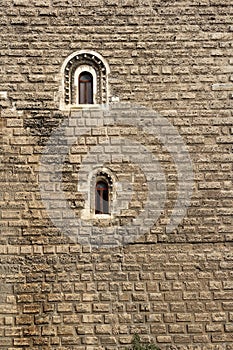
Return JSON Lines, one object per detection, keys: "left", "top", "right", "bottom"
{"left": 95, "top": 180, "right": 109, "bottom": 215}
{"left": 79, "top": 71, "right": 93, "bottom": 104}
{"left": 60, "top": 50, "right": 110, "bottom": 109}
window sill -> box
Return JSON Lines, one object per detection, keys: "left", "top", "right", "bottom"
{"left": 94, "top": 214, "right": 112, "bottom": 219}
{"left": 60, "top": 104, "right": 106, "bottom": 111}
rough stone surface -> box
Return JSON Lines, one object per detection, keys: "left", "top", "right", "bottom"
{"left": 0, "top": 0, "right": 233, "bottom": 349}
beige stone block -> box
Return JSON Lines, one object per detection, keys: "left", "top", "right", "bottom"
{"left": 95, "top": 324, "right": 112, "bottom": 335}
{"left": 156, "top": 336, "right": 172, "bottom": 343}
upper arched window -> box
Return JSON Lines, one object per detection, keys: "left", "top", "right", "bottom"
{"left": 79, "top": 71, "right": 93, "bottom": 104}
{"left": 60, "top": 50, "right": 110, "bottom": 109}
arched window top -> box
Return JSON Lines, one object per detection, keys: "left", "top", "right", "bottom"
{"left": 79, "top": 71, "right": 92, "bottom": 83}
{"left": 96, "top": 181, "right": 108, "bottom": 190}
{"left": 60, "top": 50, "right": 110, "bottom": 109}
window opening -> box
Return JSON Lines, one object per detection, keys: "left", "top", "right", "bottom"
{"left": 79, "top": 71, "right": 93, "bottom": 104}
{"left": 95, "top": 180, "right": 109, "bottom": 214}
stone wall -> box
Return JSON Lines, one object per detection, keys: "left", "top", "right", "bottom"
{"left": 0, "top": 0, "right": 233, "bottom": 349}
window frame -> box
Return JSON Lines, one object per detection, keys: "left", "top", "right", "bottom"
{"left": 60, "top": 50, "right": 110, "bottom": 110}
{"left": 78, "top": 167, "right": 116, "bottom": 220}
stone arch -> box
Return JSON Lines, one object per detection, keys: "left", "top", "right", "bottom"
{"left": 60, "top": 50, "right": 110, "bottom": 109}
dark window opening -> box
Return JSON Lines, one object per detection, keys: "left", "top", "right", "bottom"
{"left": 79, "top": 71, "right": 93, "bottom": 104}
{"left": 95, "top": 180, "right": 109, "bottom": 214}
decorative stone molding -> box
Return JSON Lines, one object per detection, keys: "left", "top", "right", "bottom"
{"left": 60, "top": 50, "right": 110, "bottom": 110}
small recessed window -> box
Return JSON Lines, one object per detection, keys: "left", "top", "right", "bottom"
{"left": 79, "top": 71, "right": 93, "bottom": 104}
{"left": 95, "top": 180, "right": 109, "bottom": 214}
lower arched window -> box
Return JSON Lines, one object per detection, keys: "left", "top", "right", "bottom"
{"left": 95, "top": 180, "right": 109, "bottom": 214}
{"left": 79, "top": 71, "right": 93, "bottom": 104}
